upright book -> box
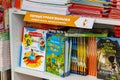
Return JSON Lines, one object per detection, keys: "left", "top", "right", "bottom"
{"left": 20, "top": 27, "right": 47, "bottom": 71}
{"left": 46, "top": 32, "right": 69, "bottom": 77}
{"left": 97, "top": 37, "right": 120, "bottom": 80}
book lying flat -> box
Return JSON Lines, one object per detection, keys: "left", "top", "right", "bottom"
{"left": 71, "top": 0, "right": 111, "bottom": 8}
{"left": 21, "top": 0, "right": 70, "bottom": 15}
{"left": 26, "top": 0, "right": 70, "bottom": 5}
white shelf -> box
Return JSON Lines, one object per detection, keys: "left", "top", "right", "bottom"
{"left": 14, "top": 67, "right": 102, "bottom": 80}
{"left": 12, "top": 9, "right": 120, "bottom": 26}
{"left": 0, "top": 66, "right": 10, "bottom": 72}
{"left": 9, "top": 8, "right": 116, "bottom": 80}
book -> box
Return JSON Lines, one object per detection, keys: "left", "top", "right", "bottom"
{"left": 65, "top": 28, "right": 109, "bottom": 37}
{"left": 71, "top": 0, "right": 111, "bottom": 8}
{"left": 26, "top": 0, "right": 70, "bottom": 5}
{"left": 97, "top": 37, "right": 120, "bottom": 79}
{"left": 20, "top": 27, "right": 47, "bottom": 71}
{"left": 46, "top": 32, "right": 68, "bottom": 77}
{"left": 21, "top": 0, "right": 70, "bottom": 15}
{"left": 67, "top": 37, "right": 72, "bottom": 74}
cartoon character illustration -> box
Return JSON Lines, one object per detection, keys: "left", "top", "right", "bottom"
{"left": 23, "top": 49, "right": 43, "bottom": 68}
{"left": 51, "top": 53, "right": 55, "bottom": 65}
{"left": 40, "top": 37, "right": 45, "bottom": 51}
{"left": 23, "top": 34, "right": 33, "bottom": 47}
{"left": 97, "top": 49, "right": 112, "bottom": 71}
{"left": 83, "top": 19, "right": 87, "bottom": 27}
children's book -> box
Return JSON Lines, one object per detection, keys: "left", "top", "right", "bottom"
{"left": 46, "top": 32, "right": 67, "bottom": 77}
{"left": 20, "top": 27, "right": 47, "bottom": 71}
{"left": 97, "top": 37, "right": 120, "bottom": 80}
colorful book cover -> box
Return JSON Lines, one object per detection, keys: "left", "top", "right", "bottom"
{"left": 46, "top": 32, "right": 66, "bottom": 77}
{"left": 97, "top": 37, "right": 120, "bottom": 80}
{"left": 71, "top": 0, "right": 111, "bottom": 7}
{"left": 20, "top": 27, "right": 47, "bottom": 71}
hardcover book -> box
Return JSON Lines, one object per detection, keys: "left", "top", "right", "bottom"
{"left": 97, "top": 37, "right": 120, "bottom": 79}
{"left": 20, "top": 27, "right": 47, "bottom": 71}
{"left": 46, "top": 32, "right": 67, "bottom": 77}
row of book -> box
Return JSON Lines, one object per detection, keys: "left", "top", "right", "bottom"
{"left": 20, "top": 25, "right": 120, "bottom": 80}
{"left": 20, "top": 26, "right": 71, "bottom": 77}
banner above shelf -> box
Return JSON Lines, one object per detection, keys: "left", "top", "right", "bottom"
{"left": 11, "top": 9, "right": 120, "bottom": 26}
{"left": 24, "top": 12, "right": 95, "bottom": 29}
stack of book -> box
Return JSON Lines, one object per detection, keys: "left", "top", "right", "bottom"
{"left": 0, "top": 1, "right": 11, "bottom": 71}
{"left": 15, "top": 0, "right": 71, "bottom": 15}
{"left": 0, "top": 32, "right": 10, "bottom": 71}
{"left": 68, "top": 0, "right": 111, "bottom": 18}
{"left": 109, "top": 0, "right": 120, "bottom": 19}
{"left": 71, "top": 0, "right": 111, "bottom": 8}
{"left": 68, "top": 4, "right": 104, "bottom": 18}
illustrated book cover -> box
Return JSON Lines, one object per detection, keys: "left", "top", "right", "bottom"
{"left": 46, "top": 32, "right": 67, "bottom": 77}
{"left": 20, "top": 27, "right": 47, "bottom": 71}
{"left": 97, "top": 37, "right": 120, "bottom": 80}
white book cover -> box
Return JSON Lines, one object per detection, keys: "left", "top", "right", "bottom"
{"left": 26, "top": 0, "right": 70, "bottom": 5}
{"left": 20, "top": 27, "right": 47, "bottom": 71}
{"left": 21, "top": 0, "right": 70, "bottom": 15}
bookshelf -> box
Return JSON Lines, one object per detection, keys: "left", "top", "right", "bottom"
{"left": 9, "top": 8, "right": 119, "bottom": 80}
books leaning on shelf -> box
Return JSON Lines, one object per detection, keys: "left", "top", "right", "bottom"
{"left": 46, "top": 31, "right": 71, "bottom": 77}
{"left": 20, "top": 27, "right": 47, "bottom": 71}
{"left": 97, "top": 37, "right": 120, "bottom": 80}
{"left": 21, "top": 0, "right": 71, "bottom": 15}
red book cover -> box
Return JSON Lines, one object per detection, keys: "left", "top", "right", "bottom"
{"left": 14, "top": 0, "right": 21, "bottom": 9}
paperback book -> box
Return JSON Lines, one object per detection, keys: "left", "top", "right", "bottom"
{"left": 26, "top": 0, "right": 70, "bottom": 5}
{"left": 20, "top": 27, "right": 47, "bottom": 71}
{"left": 21, "top": 0, "right": 70, "bottom": 15}
{"left": 71, "top": 0, "right": 111, "bottom": 8}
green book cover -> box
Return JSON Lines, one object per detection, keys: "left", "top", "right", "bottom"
{"left": 46, "top": 32, "right": 66, "bottom": 77}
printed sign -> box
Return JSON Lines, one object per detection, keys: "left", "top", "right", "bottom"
{"left": 24, "top": 12, "right": 95, "bottom": 29}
